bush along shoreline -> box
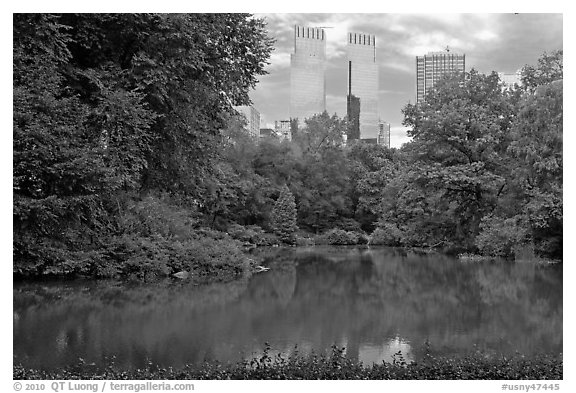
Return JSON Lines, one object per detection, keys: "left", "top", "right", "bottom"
{"left": 14, "top": 216, "right": 560, "bottom": 283}
{"left": 13, "top": 195, "right": 258, "bottom": 283}
{"left": 14, "top": 345, "right": 562, "bottom": 380}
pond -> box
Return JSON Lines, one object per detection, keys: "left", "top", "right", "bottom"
{"left": 13, "top": 247, "right": 562, "bottom": 370}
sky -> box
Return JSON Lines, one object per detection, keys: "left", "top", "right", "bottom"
{"left": 248, "top": 13, "right": 563, "bottom": 148}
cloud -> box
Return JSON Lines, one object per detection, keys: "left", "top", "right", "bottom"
{"left": 265, "top": 52, "right": 291, "bottom": 72}
{"left": 475, "top": 30, "right": 498, "bottom": 42}
{"left": 390, "top": 126, "right": 412, "bottom": 148}
{"left": 250, "top": 13, "right": 562, "bottom": 131}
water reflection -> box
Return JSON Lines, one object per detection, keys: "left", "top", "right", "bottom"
{"left": 13, "top": 247, "right": 562, "bottom": 370}
{"left": 358, "top": 337, "right": 413, "bottom": 365}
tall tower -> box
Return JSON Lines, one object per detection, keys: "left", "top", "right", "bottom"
{"left": 347, "top": 32, "right": 379, "bottom": 139}
{"left": 290, "top": 26, "right": 326, "bottom": 122}
{"left": 378, "top": 121, "right": 391, "bottom": 149}
{"left": 416, "top": 51, "right": 465, "bottom": 103}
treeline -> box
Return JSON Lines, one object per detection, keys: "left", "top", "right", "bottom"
{"left": 13, "top": 13, "right": 562, "bottom": 279}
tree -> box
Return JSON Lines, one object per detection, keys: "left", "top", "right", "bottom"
{"left": 59, "top": 13, "right": 273, "bottom": 197}
{"left": 13, "top": 14, "right": 123, "bottom": 274}
{"left": 475, "top": 52, "right": 563, "bottom": 259}
{"left": 289, "top": 113, "right": 356, "bottom": 232}
{"left": 347, "top": 143, "right": 400, "bottom": 232}
{"left": 521, "top": 50, "right": 563, "bottom": 92}
{"left": 270, "top": 185, "right": 299, "bottom": 244}
{"left": 502, "top": 80, "right": 562, "bottom": 258}
{"left": 13, "top": 13, "right": 274, "bottom": 275}
{"left": 381, "top": 70, "right": 514, "bottom": 249}
{"left": 293, "top": 111, "right": 347, "bottom": 155}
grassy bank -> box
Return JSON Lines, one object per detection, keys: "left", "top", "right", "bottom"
{"left": 14, "top": 347, "right": 562, "bottom": 380}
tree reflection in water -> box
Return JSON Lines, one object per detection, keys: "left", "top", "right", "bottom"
{"left": 14, "top": 247, "right": 562, "bottom": 370}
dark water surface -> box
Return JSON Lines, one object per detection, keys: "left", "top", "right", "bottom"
{"left": 13, "top": 247, "right": 562, "bottom": 369}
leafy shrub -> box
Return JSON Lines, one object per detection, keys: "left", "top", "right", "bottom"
{"left": 114, "top": 234, "right": 173, "bottom": 280}
{"left": 317, "top": 229, "right": 362, "bottom": 245}
{"left": 335, "top": 218, "right": 363, "bottom": 232}
{"left": 355, "top": 232, "right": 370, "bottom": 245}
{"left": 14, "top": 195, "right": 251, "bottom": 281}
{"left": 14, "top": 346, "right": 562, "bottom": 380}
{"left": 108, "top": 228, "right": 250, "bottom": 281}
{"left": 116, "top": 194, "right": 200, "bottom": 240}
{"left": 227, "top": 223, "right": 255, "bottom": 242}
{"left": 370, "top": 223, "right": 403, "bottom": 246}
{"left": 475, "top": 214, "right": 530, "bottom": 258}
{"left": 227, "top": 223, "right": 280, "bottom": 247}
{"left": 295, "top": 236, "right": 315, "bottom": 246}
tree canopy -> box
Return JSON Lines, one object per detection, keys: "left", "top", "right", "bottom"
{"left": 13, "top": 13, "right": 273, "bottom": 276}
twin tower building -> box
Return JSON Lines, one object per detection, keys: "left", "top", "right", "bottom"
{"left": 290, "top": 25, "right": 380, "bottom": 139}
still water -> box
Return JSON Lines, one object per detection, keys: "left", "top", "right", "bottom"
{"left": 13, "top": 247, "right": 562, "bottom": 369}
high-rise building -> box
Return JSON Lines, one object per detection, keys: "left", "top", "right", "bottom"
{"left": 377, "top": 121, "right": 391, "bottom": 148}
{"left": 290, "top": 26, "right": 326, "bottom": 122}
{"left": 416, "top": 51, "right": 465, "bottom": 103}
{"left": 233, "top": 105, "right": 260, "bottom": 138}
{"left": 347, "top": 32, "right": 379, "bottom": 139}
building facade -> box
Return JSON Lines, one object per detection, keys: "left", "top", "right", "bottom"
{"left": 347, "top": 32, "right": 379, "bottom": 139}
{"left": 259, "top": 128, "right": 276, "bottom": 139}
{"left": 416, "top": 51, "right": 465, "bottom": 103}
{"left": 233, "top": 105, "right": 260, "bottom": 138}
{"left": 498, "top": 69, "right": 522, "bottom": 90}
{"left": 275, "top": 120, "right": 292, "bottom": 142}
{"left": 290, "top": 26, "right": 327, "bottom": 123}
{"left": 377, "top": 121, "right": 391, "bottom": 148}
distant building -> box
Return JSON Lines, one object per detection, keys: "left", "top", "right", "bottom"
{"left": 259, "top": 128, "right": 276, "bottom": 139}
{"left": 377, "top": 121, "right": 391, "bottom": 148}
{"left": 416, "top": 51, "right": 465, "bottom": 103}
{"left": 360, "top": 138, "right": 378, "bottom": 144}
{"left": 290, "top": 26, "right": 327, "bottom": 123}
{"left": 498, "top": 69, "right": 522, "bottom": 90}
{"left": 275, "top": 120, "right": 292, "bottom": 142}
{"left": 347, "top": 32, "right": 379, "bottom": 139}
{"left": 233, "top": 105, "right": 260, "bottom": 138}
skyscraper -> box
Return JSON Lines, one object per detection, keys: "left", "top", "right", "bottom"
{"left": 416, "top": 51, "right": 465, "bottom": 103}
{"left": 377, "top": 121, "right": 391, "bottom": 149}
{"left": 347, "top": 32, "right": 379, "bottom": 139}
{"left": 233, "top": 105, "right": 260, "bottom": 138}
{"left": 290, "top": 26, "right": 326, "bottom": 122}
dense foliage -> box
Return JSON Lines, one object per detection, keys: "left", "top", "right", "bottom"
{"left": 14, "top": 346, "right": 562, "bottom": 380}
{"left": 270, "top": 185, "right": 299, "bottom": 244}
{"left": 13, "top": 13, "right": 562, "bottom": 279}
{"left": 13, "top": 13, "right": 273, "bottom": 278}
{"left": 216, "top": 51, "right": 561, "bottom": 259}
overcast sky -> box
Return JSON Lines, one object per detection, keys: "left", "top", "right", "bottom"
{"left": 249, "top": 13, "right": 563, "bottom": 147}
